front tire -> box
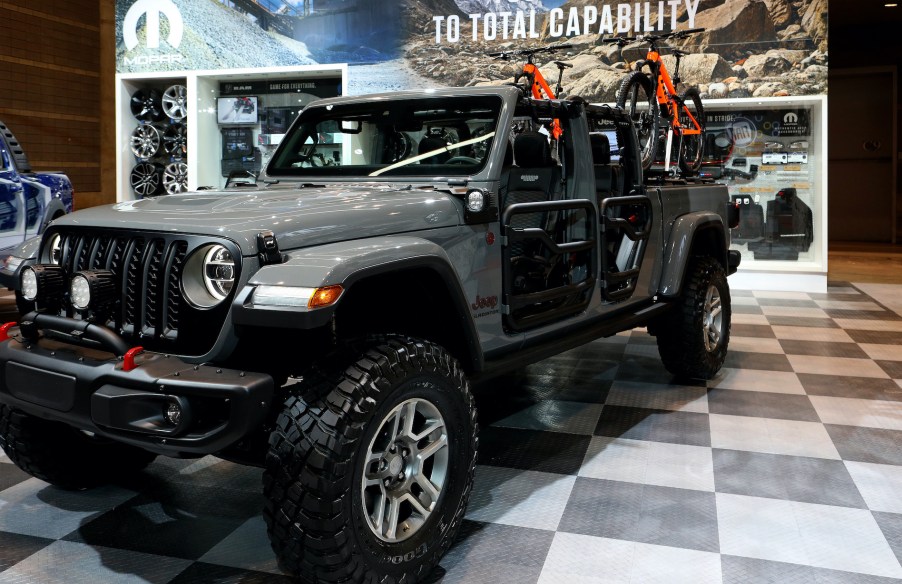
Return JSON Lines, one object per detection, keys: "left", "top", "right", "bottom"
{"left": 263, "top": 337, "right": 477, "bottom": 583}
{"left": 616, "top": 71, "right": 660, "bottom": 170}
{"left": 655, "top": 256, "right": 731, "bottom": 379}
{"left": 677, "top": 87, "right": 705, "bottom": 176}
{"left": 0, "top": 405, "right": 157, "bottom": 490}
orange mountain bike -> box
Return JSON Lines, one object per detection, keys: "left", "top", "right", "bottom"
{"left": 608, "top": 28, "right": 706, "bottom": 175}
{"left": 489, "top": 44, "right": 573, "bottom": 139}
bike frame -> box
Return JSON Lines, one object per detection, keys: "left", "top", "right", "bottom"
{"left": 520, "top": 61, "right": 564, "bottom": 139}
{"left": 643, "top": 50, "right": 702, "bottom": 137}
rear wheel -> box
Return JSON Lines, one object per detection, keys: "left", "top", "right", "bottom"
{"left": 655, "top": 256, "right": 730, "bottom": 379}
{"left": 0, "top": 405, "right": 157, "bottom": 490}
{"left": 616, "top": 71, "right": 659, "bottom": 170}
{"left": 677, "top": 87, "right": 705, "bottom": 176}
{"left": 263, "top": 337, "right": 477, "bottom": 583}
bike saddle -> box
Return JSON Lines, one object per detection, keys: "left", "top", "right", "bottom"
{"left": 672, "top": 49, "right": 689, "bottom": 57}
{"left": 554, "top": 61, "right": 573, "bottom": 69}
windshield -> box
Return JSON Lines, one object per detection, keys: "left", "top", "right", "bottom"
{"left": 267, "top": 95, "right": 503, "bottom": 178}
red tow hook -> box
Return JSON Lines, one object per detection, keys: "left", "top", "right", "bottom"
{"left": 0, "top": 322, "right": 17, "bottom": 342}
{"left": 122, "top": 346, "right": 145, "bottom": 372}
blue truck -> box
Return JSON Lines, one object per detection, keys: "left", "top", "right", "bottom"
{"left": 0, "top": 121, "right": 73, "bottom": 286}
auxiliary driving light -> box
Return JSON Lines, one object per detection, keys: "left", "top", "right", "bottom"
{"left": 69, "top": 270, "right": 117, "bottom": 311}
{"left": 466, "top": 189, "right": 487, "bottom": 213}
{"left": 20, "top": 264, "right": 65, "bottom": 303}
{"left": 165, "top": 401, "right": 182, "bottom": 426}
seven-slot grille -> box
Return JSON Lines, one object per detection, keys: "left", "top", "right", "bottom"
{"left": 54, "top": 231, "right": 189, "bottom": 344}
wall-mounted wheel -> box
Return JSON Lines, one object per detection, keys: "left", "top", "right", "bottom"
{"left": 130, "top": 124, "right": 161, "bottom": 158}
{"left": 162, "top": 162, "right": 188, "bottom": 195}
{"left": 130, "top": 161, "right": 162, "bottom": 198}
{"left": 163, "top": 123, "right": 186, "bottom": 156}
{"left": 162, "top": 85, "right": 188, "bottom": 121}
{"left": 130, "top": 88, "right": 165, "bottom": 122}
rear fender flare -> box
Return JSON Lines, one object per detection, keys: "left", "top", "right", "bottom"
{"left": 658, "top": 212, "right": 727, "bottom": 297}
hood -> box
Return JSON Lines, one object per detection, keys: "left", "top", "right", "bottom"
{"left": 55, "top": 184, "right": 463, "bottom": 254}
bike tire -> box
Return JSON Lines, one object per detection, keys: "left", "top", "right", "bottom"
{"left": 677, "top": 87, "right": 705, "bottom": 176}
{"left": 616, "top": 71, "right": 659, "bottom": 170}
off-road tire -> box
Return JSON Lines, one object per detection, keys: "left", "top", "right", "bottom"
{"left": 655, "top": 256, "right": 730, "bottom": 379}
{"left": 0, "top": 404, "right": 157, "bottom": 490}
{"left": 615, "top": 71, "right": 659, "bottom": 170}
{"left": 263, "top": 337, "right": 478, "bottom": 583}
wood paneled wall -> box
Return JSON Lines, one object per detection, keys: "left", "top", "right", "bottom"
{"left": 0, "top": 0, "right": 115, "bottom": 210}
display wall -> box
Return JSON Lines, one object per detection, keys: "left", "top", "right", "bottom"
{"left": 113, "top": 0, "right": 828, "bottom": 290}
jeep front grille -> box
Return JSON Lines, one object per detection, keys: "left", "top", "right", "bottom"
{"left": 45, "top": 229, "right": 236, "bottom": 356}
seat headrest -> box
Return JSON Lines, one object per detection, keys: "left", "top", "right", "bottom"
{"left": 514, "top": 131, "right": 551, "bottom": 167}
{"left": 590, "top": 133, "right": 611, "bottom": 165}
{"left": 418, "top": 136, "right": 450, "bottom": 163}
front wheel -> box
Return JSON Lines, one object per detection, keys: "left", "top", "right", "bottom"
{"left": 654, "top": 256, "right": 731, "bottom": 379}
{"left": 616, "top": 71, "right": 660, "bottom": 170}
{"left": 677, "top": 87, "right": 705, "bottom": 176}
{"left": 263, "top": 337, "right": 477, "bottom": 583}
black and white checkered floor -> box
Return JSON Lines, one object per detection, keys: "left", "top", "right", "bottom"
{"left": 1, "top": 282, "right": 902, "bottom": 583}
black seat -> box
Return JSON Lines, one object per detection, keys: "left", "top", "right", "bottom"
{"left": 590, "top": 133, "right": 613, "bottom": 195}
{"left": 418, "top": 136, "right": 450, "bottom": 164}
{"left": 506, "top": 131, "right": 560, "bottom": 257}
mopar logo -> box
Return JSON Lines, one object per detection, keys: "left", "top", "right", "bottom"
{"left": 783, "top": 112, "right": 798, "bottom": 124}
{"left": 123, "top": 0, "right": 184, "bottom": 50}
{"left": 520, "top": 175, "right": 539, "bottom": 182}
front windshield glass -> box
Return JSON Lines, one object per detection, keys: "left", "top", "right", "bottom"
{"left": 267, "top": 95, "right": 503, "bottom": 178}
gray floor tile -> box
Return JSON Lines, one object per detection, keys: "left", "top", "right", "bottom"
{"left": 845, "top": 461, "right": 902, "bottom": 514}
{"left": 198, "top": 516, "right": 284, "bottom": 575}
{"left": 492, "top": 400, "right": 604, "bottom": 435}
{"left": 765, "top": 316, "right": 840, "bottom": 328}
{"left": 758, "top": 298, "right": 820, "bottom": 308}
{"left": 437, "top": 521, "right": 554, "bottom": 584}
{"left": 799, "top": 374, "right": 902, "bottom": 402}
{"left": 825, "top": 425, "right": 902, "bottom": 466}
{"left": 559, "top": 477, "right": 720, "bottom": 552}
{"left": 789, "top": 355, "right": 891, "bottom": 379}
{"left": 605, "top": 380, "right": 709, "bottom": 413}
{"left": 877, "top": 360, "right": 902, "bottom": 379}
{"left": 0, "top": 461, "right": 31, "bottom": 492}
{"left": 733, "top": 304, "right": 764, "bottom": 315}
{"left": 466, "top": 466, "right": 576, "bottom": 531}
{"left": 729, "top": 336, "right": 785, "bottom": 354}
{"left": 0, "top": 540, "right": 191, "bottom": 584}
{"left": 716, "top": 493, "right": 902, "bottom": 578}
{"left": 723, "top": 351, "right": 794, "bottom": 372}
{"left": 847, "top": 330, "right": 902, "bottom": 345}
{"left": 721, "top": 555, "right": 902, "bottom": 584}
{"left": 0, "top": 532, "right": 54, "bottom": 573}
{"left": 709, "top": 415, "right": 840, "bottom": 460}
{"left": 707, "top": 389, "right": 820, "bottom": 422}
{"left": 713, "top": 449, "right": 867, "bottom": 508}
{"left": 731, "top": 323, "right": 777, "bottom": 338}
{"left": 780, "top": 339, "right": 870, "bottom": 358}
{"left": 594, "top": 405, "right": 712, "bottom": 447}
{"left": 709, "top": 368, "right": 805, "bottom": 395}
{"left": 810, "top": 396, "right": 902, "bottom": 431}
{"left": 862, "top": 344, "right": 902, "bottom": 361}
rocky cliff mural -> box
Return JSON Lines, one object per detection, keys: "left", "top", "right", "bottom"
{"left": 407, "top": 0, "right": 828, "bottom": 100}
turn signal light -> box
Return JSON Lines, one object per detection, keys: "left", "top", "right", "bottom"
{"left": 308, "top": 285, "right": 343, "bottom": 309}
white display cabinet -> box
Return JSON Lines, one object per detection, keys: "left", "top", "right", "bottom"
{"left": 115, "top": 64, "right": 347, "bottom": 200}
{"left": 700, "top": 95, "right": 828, "bottom": 293}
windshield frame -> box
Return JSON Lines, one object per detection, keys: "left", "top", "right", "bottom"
{"left": 263, "top": 90, "right": 515, "bottom": 183}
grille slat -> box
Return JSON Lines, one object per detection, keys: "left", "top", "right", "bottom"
{"left": 43, "top": 230, "right": 232, "bottom": 355}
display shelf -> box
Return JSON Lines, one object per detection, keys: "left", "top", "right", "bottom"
{"left": 115, "top": 64, "right": 348, "bottom": 201}
{"left": 701, "top": 95, "right": 828, "bottom": 292}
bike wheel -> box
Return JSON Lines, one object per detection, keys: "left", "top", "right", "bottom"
{"left": 677, "top": 87, "right": 705, "bottom": 176}
{"left": 616, "top": 71, "right": 659, "bottom": 170}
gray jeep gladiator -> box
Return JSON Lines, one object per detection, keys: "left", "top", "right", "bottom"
{"left": 0, "top": 87, "right": 739, "bottom": 583}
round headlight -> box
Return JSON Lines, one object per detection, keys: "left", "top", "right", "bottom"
{"left": 70, "top": 274, "right": 91, "bottom": 310}
{"left": 47, "top": 234, "right": 62, "bottom": 265}
{"left": 21, "top": 267, "right": 38, "bottom": 301}
{"left": 182, "top": 244, "right": 238, "bottom": 309}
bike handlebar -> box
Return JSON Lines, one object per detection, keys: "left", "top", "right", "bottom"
{"left": 488, "top": 43, "right": 574, "bottom": 59}
{"left": 638, "top": 27, "right": 706, "bottom": 43}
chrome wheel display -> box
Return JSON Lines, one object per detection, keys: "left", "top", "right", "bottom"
{"left": 130, "top": 124, "right": 161, "bottom": 158}
{"left": 703, "top": 283, "right": 723, "bottom": 352}
{"left": 162, "top": 84, "right": 188, "bottom": 121}
{"left": 361, "top": 397, "right": 448, "bottom": 543}
{"left": 130, "top": 162, "right": 161, "bottom": 198}
{"left": 130, "top": 88, "right": 165, "bottom": 122}
{"left": 162, "top": 162, "right": 188, "bottom": 195}
{"left": 163, "top": 124, "right": 186, "bottom": 156}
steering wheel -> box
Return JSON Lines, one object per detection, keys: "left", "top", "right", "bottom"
{"left": 446, "top": 156, "right": 480, "bottom": 165}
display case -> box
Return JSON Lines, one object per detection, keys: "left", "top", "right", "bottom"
{"left": 115, "top": 64, "right": 347, "bottom": 200}
{"left": 700, "top": 95, "right": 828, "bottom": 292}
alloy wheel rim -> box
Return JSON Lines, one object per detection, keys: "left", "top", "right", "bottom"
{"left": 703, "top": 283, "right": 723, "bottom": 352}
{"left": 361, "top": 397, "right": 449, "bottom": 543}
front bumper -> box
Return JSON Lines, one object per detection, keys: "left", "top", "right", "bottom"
{"left": 0, "top": 320, "right": 274, "bottom": 457}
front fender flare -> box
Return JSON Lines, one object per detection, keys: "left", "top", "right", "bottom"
{"left": 658, "top": 212, "right": 727, "bottom": 297}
